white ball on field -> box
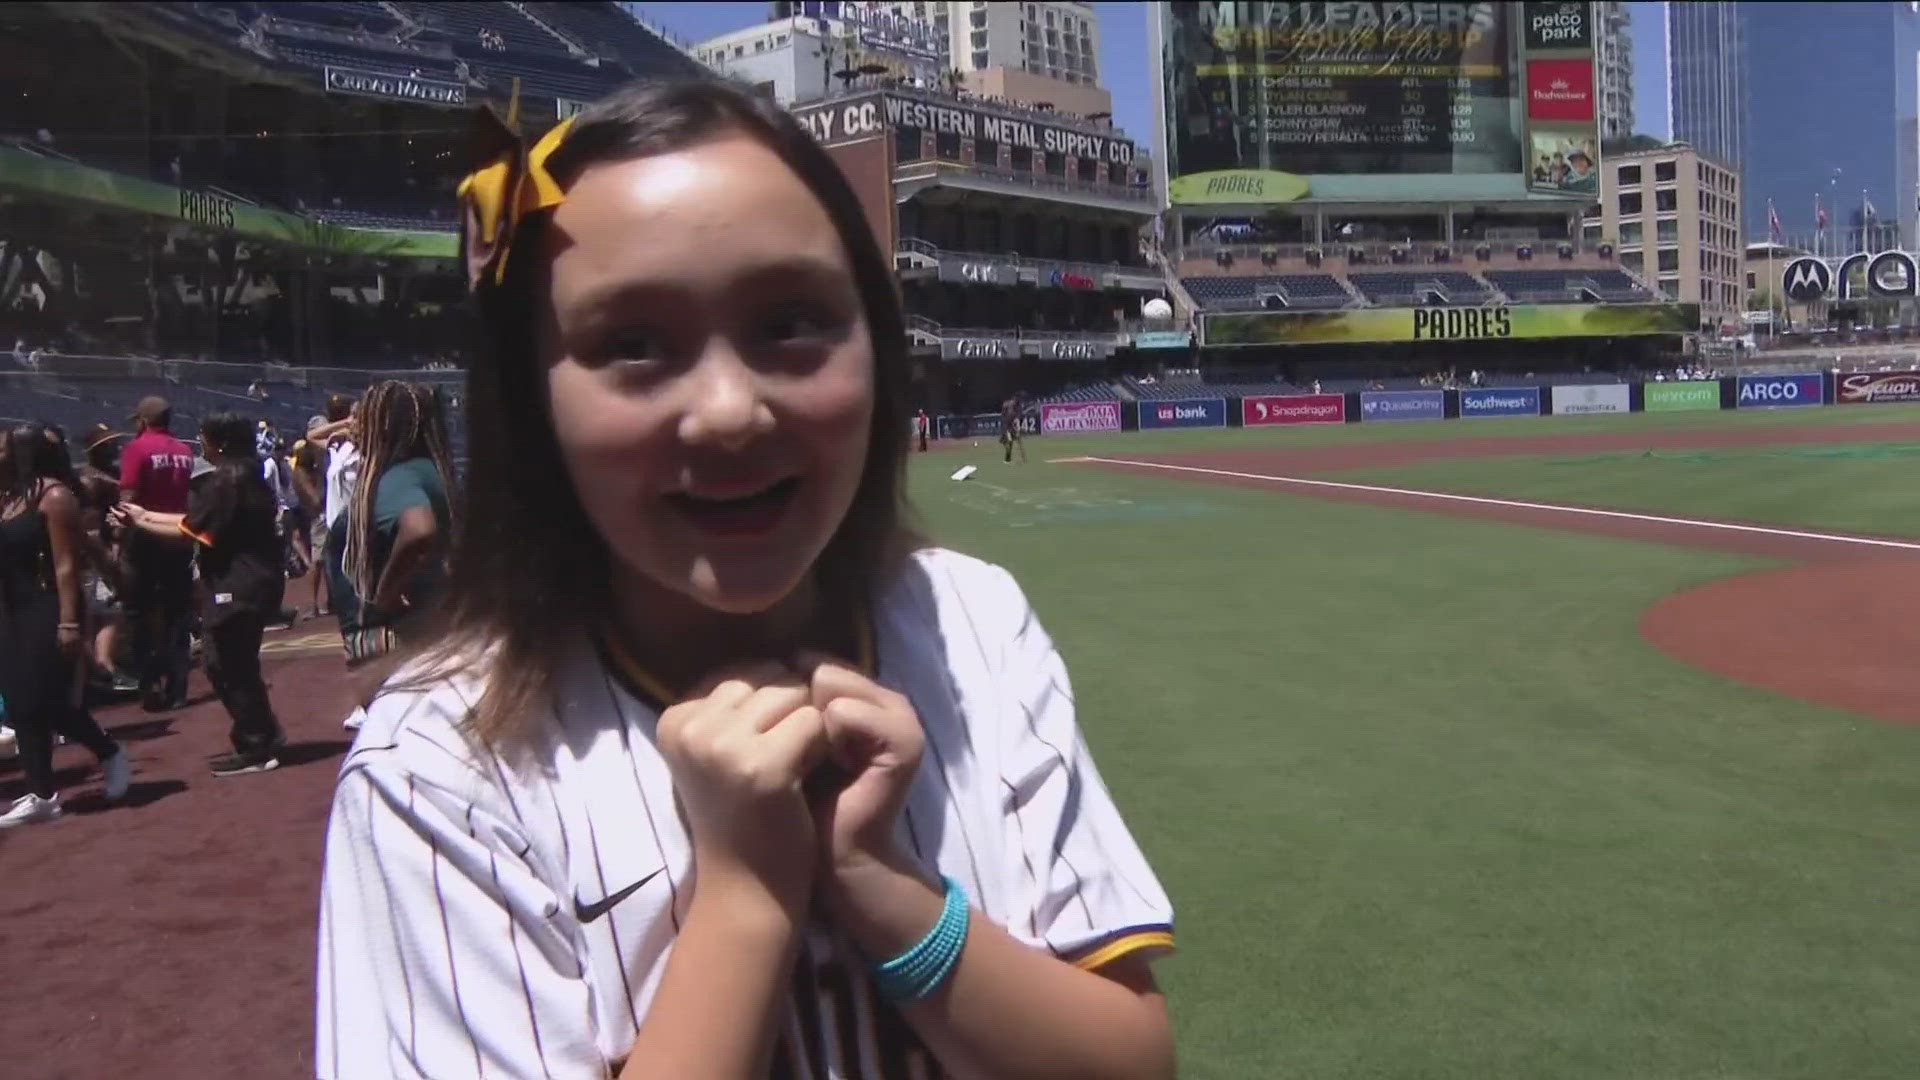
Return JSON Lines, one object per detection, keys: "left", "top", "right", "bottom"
{"left": 1142, "top": 298, "right": 1173, "bottom": 321}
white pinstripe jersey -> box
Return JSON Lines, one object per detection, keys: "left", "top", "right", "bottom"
{"left": 316, "top": 547, "right": 1174, "bottom": 1079}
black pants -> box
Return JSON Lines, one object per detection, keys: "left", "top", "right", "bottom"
{"left": 122, "top": 537, "right": 193, "bottom": 701}
{"left": 203, "top": 612, "right": 282, "bottom": 760}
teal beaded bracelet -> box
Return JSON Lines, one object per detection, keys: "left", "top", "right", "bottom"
{"left": 871, "top": 875, "right": 969, "bottom": 1003}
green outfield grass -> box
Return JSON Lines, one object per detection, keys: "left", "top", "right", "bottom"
{"left": 906, "top": 409, "right": 1920, "bottom": 1079}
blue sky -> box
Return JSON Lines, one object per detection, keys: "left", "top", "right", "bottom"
{"left": 635, "top": 2, "right": 1157, "bottom": 139}
{"left": 638, "top": 2, "right": 1666, "bottom": 143}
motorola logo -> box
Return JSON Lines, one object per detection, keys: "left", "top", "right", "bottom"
{"left": 1780, "top": 258, "right": 1831, "bottom": 301}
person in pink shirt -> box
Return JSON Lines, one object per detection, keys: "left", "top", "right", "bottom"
{"left": 118, "top": 396, "right": 195, "bottom": 711}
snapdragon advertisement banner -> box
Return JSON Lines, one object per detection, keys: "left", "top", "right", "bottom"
{"left": 1242, "top": 394, "right": 1346, "bottom": 426}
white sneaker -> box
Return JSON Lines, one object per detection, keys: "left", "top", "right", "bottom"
{"left": 102, "top": 749, "right": 131, "bottom": 801}
{"left": 0, "top": 725, "right": 16, "bottom": 761}
{"left": 0, "top": 792, "right": 62, "bottom": 829}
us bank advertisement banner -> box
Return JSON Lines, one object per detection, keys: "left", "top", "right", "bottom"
{"left": 1735, "top": 373, "right": 1822, "bottom": 409}
{"left": 1039, "top": 401, "right": 1122, "bottom": 433}
{"left": 1139, "top": 397, "right": 1227, "bottom": 429}
{"left": 1203, "top": 303, "right": 1697, "bottom": 346}
{"left": 1459, "top": 386, "right": 1541, "bottom": 417}
{"left": 1360, "top": 390, "right": 1445, "bottom": 422}
{"left": 1642, "top": 380, "right": 1719, "bottom": 412}
{"left": 1550, "top": 383, "right": 1630, "bottom": 414}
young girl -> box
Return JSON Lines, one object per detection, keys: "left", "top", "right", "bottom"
{"left": 337, "top": 379, "right": 455, "bottom": 652}
{"left": 316, "top": 80, "right": 1176, "bottom": 1079}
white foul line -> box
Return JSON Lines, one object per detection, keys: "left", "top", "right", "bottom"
{"left": 1076, "top": 456, "right": 1920, "bottom": 553}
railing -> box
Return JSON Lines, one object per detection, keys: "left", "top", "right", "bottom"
{"left": 904, "top": 321, "right": 1126, "bottom": 344}
{"left": 6, "top": 353, "right": 462, "bottom": 388}
{"left": 896, "top": 238, "right": 1162, "bottom": 285}
{"left": 257, "top": 16, "right": 457, "bottom": 60}
{"left": 898, "top": 160, "right": 1154, "bottom": 205}
{"left": 1183, "top": 238, "right": 1592, "bottom": 264}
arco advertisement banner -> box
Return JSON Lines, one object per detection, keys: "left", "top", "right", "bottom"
{"left": 1359, "top": 390, "right": 1445, "bottom": 422}
{"left": 1242, "top": 394, "right": 1345, "bottom": 426}
{"left": 1550, "top": 383, "right": 1631, "bottom": 415}
{"left": 1643, "top": 380, "right": 1720, "bottom": 412}
{"left": 1459, "top": 387, "right": 1541, "bottom": 417}
{"left": 1835, "top": 371, "right": 1920, "bottom": 404}
{"left": 1736, "top": 373, "right": 1823, "bottom": 409}
{"left": 1039, "top": 401, "right": 1122, "bottom": 433}
{"left": 1139, "top": 397, "right": 1226, "bottom": 430}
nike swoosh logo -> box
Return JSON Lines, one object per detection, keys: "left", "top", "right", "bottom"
{"left": 573, "top": 867, "right": 666, "bottom": 924}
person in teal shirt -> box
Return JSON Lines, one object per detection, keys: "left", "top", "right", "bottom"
{"left": 339, "top": 381, "right": 455, "bottom": 651}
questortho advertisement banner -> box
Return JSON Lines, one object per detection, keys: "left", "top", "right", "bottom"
{"left": 1359, "top": 390, "right": 1446, "bottom": 422}
{"left": 1202, "top": 303, "right": 1698, "bottom": 347}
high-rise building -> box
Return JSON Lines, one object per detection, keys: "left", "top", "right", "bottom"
{"left": 1597, "top": 1, "right": 1634, "bottom": 141}
{"left": 1594, "top": 142, "right": 1744, "bottom": 331}
{"left": 1740, "top": 2, "right": 1920, "bottom": 251}
{"left": 773, "top": 1, "right": 1110, "bottom": 117}
{"left": 1666, "top": 1, "right": 1745, "bottom": 178}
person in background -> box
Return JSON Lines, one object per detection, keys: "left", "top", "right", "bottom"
{"left": 339, "top": 380, "right": 454, "bottom": 652}
{"left": 1000, "top": 392, "right": 1027, "bottom": 464}
{"left": 289, "top": 418, "right": 330, "bottom": 619}
{"left": 116, "top": 412, "right": 285, "bottom": 777}
{"left": 2, "top": 422, "right": 129, "bottom": 828}
{"left": 307, "top": 394, "right": 361, "bottom": 638}
{"left": 917, "top": 407, "right": 929, "bottom": 452}
{"left": 78, "top": 423, "right": 135, "bottom": 693}
{"left": 118, "top": 396, "right": 195, "bottom": 712}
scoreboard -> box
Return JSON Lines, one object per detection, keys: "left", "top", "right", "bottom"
{"left": 1156, "top": 2, "right": 1598, "bottom": 204}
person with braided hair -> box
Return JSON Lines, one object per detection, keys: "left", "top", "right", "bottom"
{"left": 337, "top": 379, "right": 453, "bottom": 661}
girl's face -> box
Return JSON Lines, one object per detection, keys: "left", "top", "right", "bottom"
{"left": 540, "top": 134, "right": 875, "bottom": 618}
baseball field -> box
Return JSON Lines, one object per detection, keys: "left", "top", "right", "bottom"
{"left": 4, "top": 402, "right": 1917, "bottom": 1078}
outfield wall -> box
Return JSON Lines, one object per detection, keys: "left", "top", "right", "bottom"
{"left": 925, "top": 370, "right": 1920, "bottom": 440}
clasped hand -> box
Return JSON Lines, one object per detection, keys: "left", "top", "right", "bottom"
{"left": 656, "top": 655, "right": 926, "bottom": 919}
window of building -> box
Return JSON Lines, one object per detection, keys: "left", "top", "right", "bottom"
{"left": 1077, "top": 157, "right": 1098, "bottom": 182}
{"left": 1582, "top": 221, "right": 1602, "bottom": 241}
{"left": 1045, "top": 8, "right": 1055, "bottom": 24}
{"left": 1045, "top": 149, "right": 1066, "bottom": 177}
{"left": 1620, "top": 221, "right": 1643, "bottom": 244}
{"left": 1657, "top": 249, "right": 1680, "bottom": 272}
{"left": 732, "top": 45, "right": 745, "bottom": 57}
{"left": 970, "top": 10, "right": 985, "bottom": 27}
{"left": 936, "top": 130, "right": 962, "bottom": 160}
{"left": 1617, "top": 164, "right": 1641, "bottom": 185}
{"left": 1746, "top": 270, "right": 1756, "bottom": 290}
{"left": 775, "top": 33, "right": 788, "bottom": 45}
{"left": 1619, "top": 192, "right": 1642, "bottom": 214}
{"left": 971, "top": 49, "right": 988, "bottom": 67}
{"left": 972, "top": 29, "right": 986, "bottom": 47}
{"left": 1697, "top": 162, "right": 1706, "bottom": 183}
{"left": 1046, "top": 28, "right": 1057, "bottom": 44}
{"left": 1107, "top": 161, "right": 1128, "bottom": 186}
{"left": 975, "top": 138, "right": 999, "bottom": 167}
{"left": 1010, "top": 145, "right": 1033, "bottom": 172}
{"left": 1657, "top": 219, "right": 1678, "bottom": 242}
{"left": 1659, "top": 277, "right": 1681, "bottom": 299}
{"left": 1654, "top": 160, "right": 1677, "bottom": 182}
{"left": 754, "top": 39, "right": 765, "bottom": 51}
{"left": 1620, "top": 251, "right": 1644, "bottom": 272}
{"left": 895, "top": 127, "right": 922, "bottom": 162}
{"left": 1655, "top": 189, "right": 1677, "bottom": 212}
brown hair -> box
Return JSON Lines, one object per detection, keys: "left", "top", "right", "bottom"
{"left": 340, "top": 380, "right": 458, "bottom": 604}
{"left": 399, "top": 78, "right": 912, "bottom": 744}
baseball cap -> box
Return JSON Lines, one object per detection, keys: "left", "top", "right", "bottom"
{"left": 128, "top": 395, "right": 171, "bottom": 424}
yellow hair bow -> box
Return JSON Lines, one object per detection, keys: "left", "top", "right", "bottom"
{"left": 456, "top": 109, "right": 575, "bottom": 288}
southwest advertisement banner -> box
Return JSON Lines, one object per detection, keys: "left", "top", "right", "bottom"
{"left": 1459, "top": 387, "right": 1541, "bottom": 417}
{"left": 1736, "top": 373, "right": 1823, "bottom": 409}
{"left": 1643, "top": 380, "right": 1719, "bottom": 412}
{"left": 1040, "top": 401, "right": 1122, "bottom": 433}
{"left": 1242, "top": 394, "right": 1345, "bottom": 426}
{"left": 1360, "top": 390, "right": 1445, "bottom": 423}
{"left": 1203, "top": 303, "right": 1697, "bottom": 347}
{"left": 1139, "top": 397, "right": 1226, "bottom": 430}
{"left": 1836, "top": 371, "right": 1920, "bottom": 404}
{"left": 1551, "top": 383, "right": 1631, "bottom": 415}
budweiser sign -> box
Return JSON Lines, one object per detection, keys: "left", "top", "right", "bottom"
{"left": 1837, "top": 371, "right": 1920, "bottom": 403}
